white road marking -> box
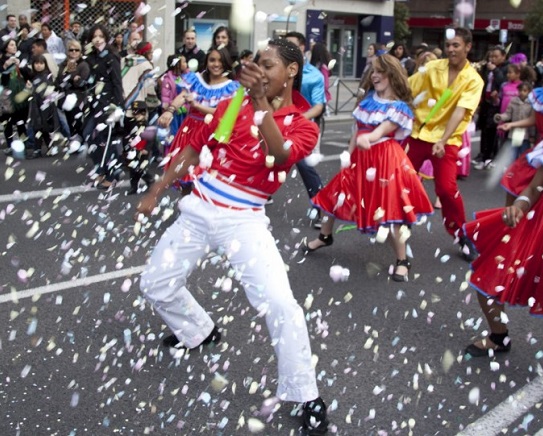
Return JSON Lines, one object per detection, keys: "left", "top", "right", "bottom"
{"left": 0, "top": 181, "right": 130, "bottom": 204}
{"left": 323, "top": 141, "right": 349, "bottom": 148}
{"left": 0, "top": 265, "right": 146, "bottom": 304}
{"left": 320, "top": 154, "right": 342, "bottom": 162}
{"left": 456, "top": 375, "right": 543, "bottom": 435}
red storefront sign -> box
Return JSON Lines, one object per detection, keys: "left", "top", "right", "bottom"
{"left": 408, "top": 17, "right": 524, "bottom": 31}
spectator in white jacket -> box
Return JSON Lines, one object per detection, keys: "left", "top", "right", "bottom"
{"left": 41, "top": 23, "right": 65, "bottom": 64}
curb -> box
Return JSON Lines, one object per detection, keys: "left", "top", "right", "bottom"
{"left": 323, "top": 114, "right": 354, "bottom": 123}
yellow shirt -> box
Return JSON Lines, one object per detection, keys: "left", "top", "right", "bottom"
{"left": 409, "top": 59, "right": 483, "bottom": 146}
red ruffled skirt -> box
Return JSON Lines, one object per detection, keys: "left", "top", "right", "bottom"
{"left": 501, "top": 149, "right": 537, "bottom": 196}
{"left": 312, "top": 139, "right": 434, "bottom": 233}
{"left": 465, "top": 202, "right": 543, "bottom": 316}
{"left": 164, "top": 114, "right": 205, "bottom": 185}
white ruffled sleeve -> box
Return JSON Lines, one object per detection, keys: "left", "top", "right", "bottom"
{"left": 385, "top": 101, "right": 414, "bottom": 140}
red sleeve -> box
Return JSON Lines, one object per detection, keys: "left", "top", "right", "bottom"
{"left": 276, "top": 114, "right": 319, "bottom": 170}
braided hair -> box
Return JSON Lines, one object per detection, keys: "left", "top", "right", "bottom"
{"left": 267, "top": 38, "right": 303, "bottom": 92}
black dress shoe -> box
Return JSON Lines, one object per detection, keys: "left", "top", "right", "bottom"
{"left": 162, "top": 326, "right": 221, "bottom": 350}
{"left": 27, "top": 150, "right": 42, "bottom": 159}
{"left": 302, "top": 397, "right": 329, "bottom": 435}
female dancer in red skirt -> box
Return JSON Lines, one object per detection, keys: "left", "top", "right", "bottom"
{"left": 464, "top": 88, "right": 543, "bottom": 357}
{"left": 464, "top": 147, "right": 543, "bottom": 357}
{"left": 304, "top": 54, "right": 434, "bottom": 281}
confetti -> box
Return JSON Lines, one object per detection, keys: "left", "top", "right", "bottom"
{"left": 255, "top": 11, "right": 268, "bottom": 23}
{"left": 413, "top": 91, "right": 427, "bottom": 107}
{"left": 340, "top": 151, "right": 351, "bottom": 168}
{"left": 304, "top": 153, "right": 324, "bottom": 167}
{"left": 265, "top": 155, "right": 275, "bottom": 168}
{"left": 329, "top": 265, "right": 350, "bottom": 282}
{"left": 468, "top": 387, "right": 480, "bottom": 405}
{"left": 253, "top": 110, "right": 267, "bottom": 126}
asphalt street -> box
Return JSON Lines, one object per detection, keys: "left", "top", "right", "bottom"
{"left": 1, "top": 121, "right": 542, "bottom": 435}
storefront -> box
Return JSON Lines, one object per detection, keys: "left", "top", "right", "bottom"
{"left": 305, "top": 11, "right": 394, "bottom": 78}
{"left": 409, "top": 17, "right": 530, "bottom": 62}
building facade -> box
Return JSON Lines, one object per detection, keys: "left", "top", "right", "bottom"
{"left": 2, "top": 0, "right": 394, "bottom": 78}
{"left": 172, "top": 0, "right": 395, "bottom": 79}
{"left": 3, "top": 0, "right": 535, "bottom": 76}
{"left": 406, "top": 0, "right": 535, "bottom": 61}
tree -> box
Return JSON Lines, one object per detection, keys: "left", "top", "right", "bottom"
{"left": 524, "top": 0, "right": 543, "bottom": 62}
{"left": 394, "top": 2, "right": 411, "bottom": 44}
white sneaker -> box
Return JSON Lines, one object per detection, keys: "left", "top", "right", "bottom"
{"left": 474, "top": 159, "right": 493, "bottom": 170}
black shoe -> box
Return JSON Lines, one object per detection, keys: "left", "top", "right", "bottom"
{"left": 465, "top": 332, "right": 511, "bottom": 357}
{"left": 27, "top": 150, "right": 42, "bottom": 159}
{"left": 458, "top": 236, "right": 478, "bottom": 262}
{"left": 162, "top": 326, "right": 221, "bottom": 350}
{"left": 302, "top": 397, "right": 329, "bottom": 435}
{"left": 391, "top": 258, "right": 411, "bottom": 282}
{"left": 302, "top": 233, "right": 333, "bottom": 253}
{"left": 126, "top": 187, "right": 138, "bottom": 196}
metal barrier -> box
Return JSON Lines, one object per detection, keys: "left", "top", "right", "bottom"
{"left": 330, "top": 78, "right": 359, "bottom": 115}
{"left": 30, "top": 0, "right": 141, "bottom": 34}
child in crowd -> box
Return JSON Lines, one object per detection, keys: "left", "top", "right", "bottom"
{"left": 495, "top": 81, "right": 534, "bottom": 160}
{"left": 27, "top": 54, "right": 61, "bottom": 159}
{"left": 499, "top": 64, "right": 523, "bottom": 114}
{"left": 160, "top": 54, "right": 189, "bottom": 144}
{"left": 123, "top": 100, "right": 155, "bottom": 195}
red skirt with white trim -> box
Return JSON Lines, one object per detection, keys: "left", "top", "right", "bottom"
{"left": 312, "top": 139, "right": 434, "bottom": 233}
{"left": 465, "top": 201, "right": 543, "bottom": 316}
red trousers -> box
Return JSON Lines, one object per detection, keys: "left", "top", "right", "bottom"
{"left": 406, "top": 137, "right": 467, "bottom": 238}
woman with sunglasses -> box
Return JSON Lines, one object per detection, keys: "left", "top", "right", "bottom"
{"left": 55, "top": 40, "right": 90, "bottom": 142}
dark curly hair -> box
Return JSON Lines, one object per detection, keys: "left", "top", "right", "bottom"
{"left": 202, "top": 47, "right": 235, "bottom": 83}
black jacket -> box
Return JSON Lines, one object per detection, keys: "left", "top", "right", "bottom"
{"left": 177, "top": 44, "right": 206, "bottom": 73}
{"left": 85, "top": 45, "right": 123, "bottom": 108}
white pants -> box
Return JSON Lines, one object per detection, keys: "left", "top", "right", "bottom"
{"left": 140, "top": 194, "right": 319, "bottom": 402}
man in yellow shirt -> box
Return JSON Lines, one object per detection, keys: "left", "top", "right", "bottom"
{"left": 406, "top": 27, "right": 483, "bottom": 261}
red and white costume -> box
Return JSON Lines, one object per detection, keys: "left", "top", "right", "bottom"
{"left": 165, "top": 72, "right": 240, "bottom": 171}
{"left": 501, "top": 88, "right": 543, "bottom": 196}
{"left": 465, "top": 147, "right": 543, "bottom": 315}
{"left": 312, "top": 91, "right": 433, "bottom": 232}
{"left": 141, "top": 97, "right": 321, "bottom": 402}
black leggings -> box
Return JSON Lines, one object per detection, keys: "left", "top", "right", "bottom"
{"left": 1, "top": 108, "right": 28, "bottom": 146}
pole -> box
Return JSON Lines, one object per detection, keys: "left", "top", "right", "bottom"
{"left": 64, "top": 0, "right": 70, "bottom": 31}
{"left": 286, "top": 10, "right": 292, "bottom": 33}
